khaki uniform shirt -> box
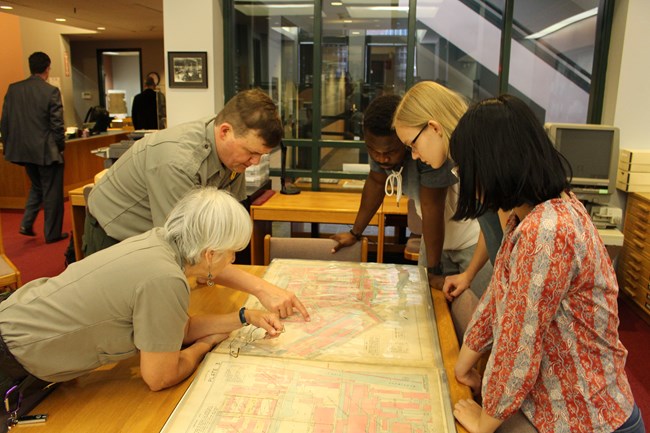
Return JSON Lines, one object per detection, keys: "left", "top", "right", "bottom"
{"left": 88, "top": 117, "right": 246, "bottom": 241}
{"left": 0, "top": 228, "right": 189, "bottom": 383}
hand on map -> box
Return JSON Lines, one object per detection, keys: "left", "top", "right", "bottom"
{"left": 442, "top": 272, "right": 471, "bottom": 301}
{"left": 258, "top": 285, "right": 310, "bottom": 321}
{"left": 453, "top": 399, "right": 483, "bottom": 433}
{"left": 329, "top": 231, "right": 357, "bottom": 253}
{"left": 246, "top": 309, "right": 285, "bottom": 337}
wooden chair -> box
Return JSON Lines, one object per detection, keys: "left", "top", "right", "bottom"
{"left": 404, "top": 198, "right": 422, "bottom": 262}
{"left": 263, "top": 234, "right": 368, "bottom": 265}
{"left": 0, "top": 216, "right": 22, "bottom": 291}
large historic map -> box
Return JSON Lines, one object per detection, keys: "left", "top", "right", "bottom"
{"left": 161, "top": 259, "right": 454, "bottom": 433}
{"left": 216, "top": 260, "right": 441, "bottom": 367}
{"left": 161, "top": 354, "right": 454, "bottom": 433}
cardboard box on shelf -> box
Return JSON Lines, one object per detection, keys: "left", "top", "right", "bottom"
{"left": 618, "top": 160, "right": 650, "bottom": 172}
{"left": 616, "top": 179, "right": 650, "bottom": 193}
{"left": 620, "top": 148, "right": 650, "bottom": 166}
{"left": 617, "top": 169, "right": 650, "bottom": 186}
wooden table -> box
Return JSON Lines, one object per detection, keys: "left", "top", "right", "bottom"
{"left": 294, "top": 177, "right": 366, "bottom": 192}
{"left": 27, "top": 265, "right": 470, "bottom": 433}
{"left": 249, "top": 191, "right": 408, "bottom": 265}
{"left": 68, "top": 182, "right": 273, "bottom": 263}
{"left": 68, "top": 186, "right": 88, "bottom": 263}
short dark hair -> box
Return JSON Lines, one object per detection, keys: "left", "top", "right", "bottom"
{"left": 450, "top": 94, "right": 571, "bottom": 220}
{"left": 144, "top": 77, "right": 156, "bottom": 87}
{"left": 29, "top": 52, "right": 51, "bottom": 74}
{"left": 363, "top": 94, "right": 401, "bottom": 136}
{"left": 216, "top": 88, "right": 282, "bottom": 148}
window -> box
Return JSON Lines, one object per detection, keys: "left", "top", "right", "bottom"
{"left": 225, "top": 0, "right": 612, "bottom": 184}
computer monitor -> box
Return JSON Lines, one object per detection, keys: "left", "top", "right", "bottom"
{"left": 544, "top": 123, "right": 619, "bottom": 204}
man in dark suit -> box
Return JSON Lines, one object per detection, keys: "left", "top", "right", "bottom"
{"left": 131, "top": 76, "right": 159, "bottom": 130}
{"left": 1, "top": 52, "right": 68, "bottom": 243}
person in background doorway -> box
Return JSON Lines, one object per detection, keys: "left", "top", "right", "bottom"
{"left": 331, "top": 94, "right": 491, "bottom": 295}
{"left": 131, "top": 76, "right": 159, "bottom": 130}
{"left": 1, "top": 51, "right": 68, "bottom": 244}
{"left": 451, "top": 95, "right": 643, "bottom": 433}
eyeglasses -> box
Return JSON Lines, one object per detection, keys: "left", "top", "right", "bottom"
{"left": 229, "top": 326, "right": 267, "bottom": 358}
{"left": 408, "top": 123, "right": 429, "bottom": 148}
{"left": 228, "top": 326, "right": 285, "bottom": 358}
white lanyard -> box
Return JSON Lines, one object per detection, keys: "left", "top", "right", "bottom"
{"left": 384, "top": 166, "right": 403, "bottom": 206}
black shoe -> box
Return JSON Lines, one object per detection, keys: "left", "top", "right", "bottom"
{"left": 19, "top": 227, "right": 36, "bottom": 236}
{"left": 45, "top": 233, "right": 69, "bottom": 244}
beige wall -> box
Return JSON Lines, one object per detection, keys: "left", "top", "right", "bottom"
{"left": 0, "top": 14, "right": 25, "bottom": 119}
{"left": 163, "top": 0, "right": 224, "bottom": 126}
{"left": 16, "top": 16, "right": 89, "bottom": 128}
{"left": 0, "top": 13, "right": 85, "bottom": 128}
{"left": 600, "top": 0, "right": 650, "bottom": 211}
{"left": 602, "top": 0, "right": 650, "bottom": 151}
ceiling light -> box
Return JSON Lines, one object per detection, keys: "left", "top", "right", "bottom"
{"left": 526, "top": 8, "right": 597, "bottom": 40}
{"left": 347, "top": 6, "right": 408, "bottom": 18}
{"left": 366, "top": 6, "right": 408, "bottom": 11}
{"left": 97, "top": 27, "right": 106, "bottom": 30}
{"left": 0, "top": 5, "right": 14, "bottom": 10}
{"left": 55, "top": 18, "right": 66, "bottom": 22}
{"left": 331, "top": 1, "right": 343, "bottom": 5}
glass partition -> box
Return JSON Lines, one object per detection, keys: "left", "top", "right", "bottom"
{"left": 227, "top": 0, "right": 611, "bottom": 184}
{"left": 506, "top": 0, "right": 600, "bottom": 123}
{"left": 415, "top": 0, "right": 501, "bottom": 102}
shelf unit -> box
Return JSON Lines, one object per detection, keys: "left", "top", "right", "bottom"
{"left": 617, "top": 192, "right": 650, "bottom": 319}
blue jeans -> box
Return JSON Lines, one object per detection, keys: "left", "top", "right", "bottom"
{"left": 614, "top": 404, "right": 645, "bottom": 433}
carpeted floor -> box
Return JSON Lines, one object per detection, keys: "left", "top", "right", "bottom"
{"left": 1, "top": 202, "right": 649, "bottom": 427}
{"left": 2, "top": 203, "right": 72, "bottom": 284}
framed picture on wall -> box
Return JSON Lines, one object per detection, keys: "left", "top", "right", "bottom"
{"left": 168, "top": 52, "right": 208, "bottom": 88}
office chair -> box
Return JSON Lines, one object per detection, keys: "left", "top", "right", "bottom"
{"left": 263, "top": 234, "right": 368, "bottom": 265}
{"left": 0, "top": 216, "right": 22, "bottom": 291}
{"left": 404, "top": 198, "right": 422, "bottom": 262}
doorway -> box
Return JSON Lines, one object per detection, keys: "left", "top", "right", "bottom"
{"left": 96, "top": 49, "right": 143, "bottom": 119}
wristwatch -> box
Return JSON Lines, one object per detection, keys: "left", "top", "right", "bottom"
{"left": 349, "top": 229, "right": 362, "bottom": 240}
{"left": 239, "top": 307, "right": 250, "bottom": 326}
{"left": 427, "top": 264, "right": 443, "bottom": 276}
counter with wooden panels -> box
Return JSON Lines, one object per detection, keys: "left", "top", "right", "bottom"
{"left": 617, "top": 192, "right": 650, "bottom": 319}
{"left": 0, "top": 131, "right": 129, "bottom": 209}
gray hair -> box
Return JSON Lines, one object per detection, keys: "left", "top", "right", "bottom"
{"left": 163, "top": 187, "right": 252, "bottom": 265}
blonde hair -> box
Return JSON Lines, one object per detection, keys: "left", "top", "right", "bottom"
{"left": 393, "top": 81, "right": 468, "bottom": 144}
{"left": 163, "top": 187, "right": 252, "bottom": 265}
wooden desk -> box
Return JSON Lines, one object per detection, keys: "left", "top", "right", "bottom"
{"left": 249, "top": 191, "right": 408, "bottom": 265}
{"left": 28, "top": 265, "right": 470, "bottom": 433}
{"left": 68, "top": 182, "right": 272, "bottom": 263}
{"left": 294, "top": 178, "right": 365, "bottom": 192}
{"left": 68, "top": 186, "right": 88, "bottom": 262}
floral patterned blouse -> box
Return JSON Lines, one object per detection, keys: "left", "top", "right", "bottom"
{"left": 464, "top": 192, "right": 634, "bottom": 433}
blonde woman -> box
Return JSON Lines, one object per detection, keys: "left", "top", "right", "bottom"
{"left": 392, "top": 82, "right": 500, "bottom": 308}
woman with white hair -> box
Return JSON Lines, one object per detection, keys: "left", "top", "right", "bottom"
{"left": 0, "top": 188, "right": 283, "bottom": 394}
